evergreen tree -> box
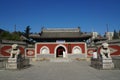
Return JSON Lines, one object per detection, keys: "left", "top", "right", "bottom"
{"left": 113, "top": 30, "right": 119, "bottom": 39}
{"left": 0, "top": 31, "right": 11, "bottom": 40}
{"left": 24, "top": 26, "right": 31, "bottom": 39}
{"left": 0, "top": 30, "right": 23, "bottom": 41}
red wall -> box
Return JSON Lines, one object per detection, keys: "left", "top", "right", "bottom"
{"left": 87, "top": 45, "right": 120, "bottom": 57}
{"left": 109, "top": 45, "right": 120, "bottom": 55}
{"left": 36, "top": 44, "right": 58, "bottom": 54}
{"left": 0, "top": 45, "right": 25, "bottom": 57}
{"left": 87, "top": 48, "right": 95, "bottom": 57}
{"left": 36, "top": 42, "right": 86, "bottom": 54}
{"left": 70, "top": 44, "right": 85, "bottom": 53}
{"left": 25, "top": 48, "right": 35, "bottom": 57}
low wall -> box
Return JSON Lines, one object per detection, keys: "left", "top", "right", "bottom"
{"left": 87, "top": 40, "right": 120, "bottom": 57}
{"left": 0, "top": 40, "right": 27, "bottom": 57}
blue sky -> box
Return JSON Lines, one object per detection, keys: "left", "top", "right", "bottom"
{"left": 0, "top": 0, "right": 120, "bottom": 35}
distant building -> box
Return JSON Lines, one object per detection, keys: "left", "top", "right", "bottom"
{"left": 105, "top": 32, "right": 114, "bottom": 40}
{"left": 90, "top": 32, "right": 107, "bottom": 46}
{"left": 92, "top": 32, "right": 98, "bottom": 39}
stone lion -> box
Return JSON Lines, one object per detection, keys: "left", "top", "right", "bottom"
{"left": 100, "top": 43, "right": 111, "bottom": 59}
{"left": 10, "top": 44, "right": 20, "bottom": 58}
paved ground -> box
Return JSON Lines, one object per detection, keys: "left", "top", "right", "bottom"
{"left": 0, "top": 60, "right": 120, "bottom": 80}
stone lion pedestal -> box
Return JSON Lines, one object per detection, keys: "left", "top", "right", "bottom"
{"left": 6, "top": 44, "right": 21, "bottom": 70}
{"left": 91, "top": 58, "right": 114, "bottom": 70}
{"left": 6, "top": 58, "right": 18, "bottom": 69}
{"left": 102, "top": 59, "right": 114, "bottom": 69}
{"left": 91, "top": 43, "right": 114, "bottom": 70}
{"left": 100, "top": 43, "right": 114, "bottom": 69}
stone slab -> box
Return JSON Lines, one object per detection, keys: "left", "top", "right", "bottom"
{"left": 67, "top": 54, "right": 86, "bottom": 59}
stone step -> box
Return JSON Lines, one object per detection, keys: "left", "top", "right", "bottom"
{"left": 50, "top": 58, "right": 71, "bottom": 62}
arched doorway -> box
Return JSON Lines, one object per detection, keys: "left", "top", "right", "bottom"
{"left": 56, "top": 46, "right": 65, "bottom": 58}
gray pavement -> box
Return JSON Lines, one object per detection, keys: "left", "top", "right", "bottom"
{"left": 0, "top": 60, "right": 120, "bottom": 80}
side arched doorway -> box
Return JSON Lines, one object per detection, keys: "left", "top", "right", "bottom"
{"left": 56, "top": 46, "right": 65, "bottom": 58}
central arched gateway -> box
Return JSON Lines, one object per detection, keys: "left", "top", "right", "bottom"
{"left": 56, "top": 46, "right": 65, "bottom": 57}
{"left": 54, "top": 44, "right": 67, "bottom": 58}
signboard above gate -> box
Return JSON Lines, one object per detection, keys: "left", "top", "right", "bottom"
{"left": 56, "top": 40, "right": 65, "bottom": 43}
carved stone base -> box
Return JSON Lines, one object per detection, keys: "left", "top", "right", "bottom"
{"left": 6, "top": 58, "right": 18, "bottom": 69}
{"left": 102, "top": 59, "right": 114, "bottom": 69}
{"left": 8, "top": 58, "right": 17, "bottom": 62}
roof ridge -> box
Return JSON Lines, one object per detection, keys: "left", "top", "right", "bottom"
{"left": 42, "top": 28, "right": 80, "bottom": 32}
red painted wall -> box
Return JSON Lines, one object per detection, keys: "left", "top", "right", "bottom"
{"left": 0, "top": 45, "right": 25, "bottom": 57}
{"left": 36, "top": 42, "right": 86, "bottom": 54}
{"left": 26, "top": 48, "right": 35, "bottom": 57}
{"left": 87, "top": 48, "right": 95, "bottom": 57}
{"left": 109, "top": 45, "right": 120, "bottom": 55}
{"left": 70, "top": 44, "right": 85, "bottom": 53}
{"left": 87, "top": 45, "right": 120, "bottom": 57}
{"left": 36, "top": 44, "right": 58, "bottom": 54}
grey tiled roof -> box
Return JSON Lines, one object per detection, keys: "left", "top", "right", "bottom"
{"left": 30, "top": 28, "right": 92, "bottom": 39}
{"left": 40, "top": 32, "right": 90, "bottom": 38}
